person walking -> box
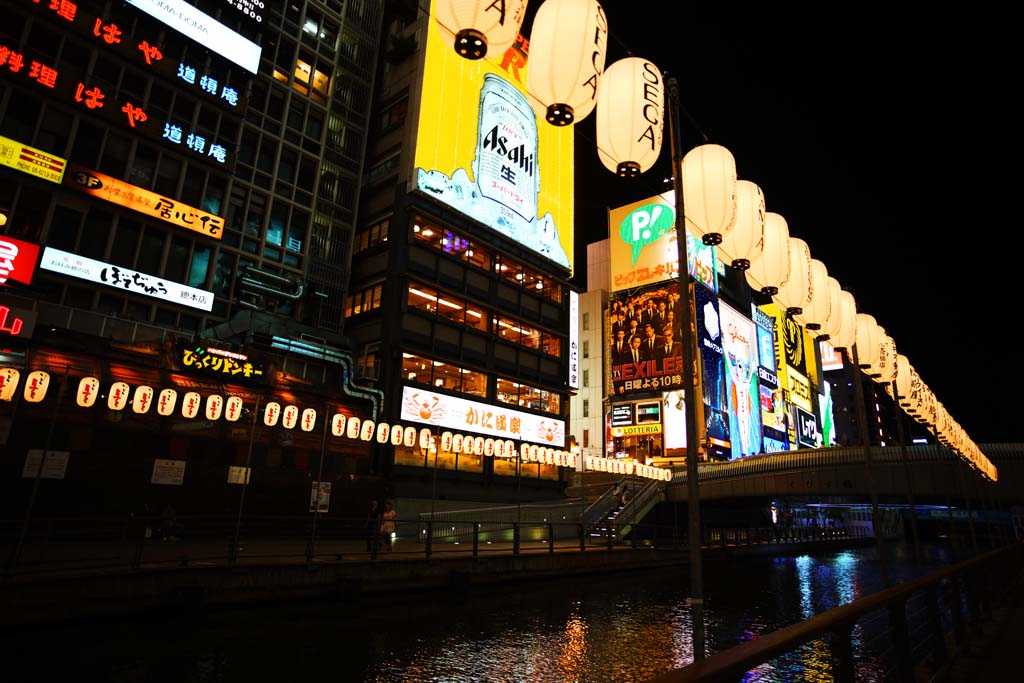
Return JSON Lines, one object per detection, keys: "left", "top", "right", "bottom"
{"left": 379, "top": 501, "right": 397, "bottom": 553}
{"left": 365, "top": 499, "right": 380, "bottom": 552}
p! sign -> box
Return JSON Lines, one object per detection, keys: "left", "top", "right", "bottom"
{"left": 619, "top": 201, "right": 675, "bottom": 265}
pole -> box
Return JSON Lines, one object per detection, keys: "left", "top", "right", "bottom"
{"left": 850, "top": 344, "right": 890, "bottom": 588}
{"left": 668, "top": 75, "right": 705, "bottom": 661}
{"left": 229, "top": 395, "right": 261, "bottom": 565}
{"left": 5, "top": 365, "right": 70, "bottom": 578}
{"left": 306, "top": 403, "right": 330, "bottom": 562}
{"left": 515, "top": 443, "right": 522, "bottom": 554}
{"left": 891, "top": 381, "right": 922, "bottom": 576}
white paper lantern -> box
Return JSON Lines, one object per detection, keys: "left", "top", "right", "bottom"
{"left": 796, "top": 259, "right": 830, "bottom": 332}
{"left": 595, "top": 57, "right": 663, "bottom": 177}
{"left": 157, "top": 388, "right": 178, "bottom": 416}
{"left": 830, "top": 289, "right": 858, "bottom": 350}
{"left": 23, "top": 370, "right": 50, "bottom": 403}
{"left": 774, "top": 237, "right": 811, "bottom": 316}
{"left": 434, "top": 0, "right": 528, "bottom": 60}
{"left": 181, "top": 391, "right": 201, "bottom": 418}
{"left": 717, "top": 180, "right": 764, "bottom": 270}
{"left": 854, "top": 314, "right": 881, "bottom": 368}
{"left": 0, "top": 367, "right": 20, "bottom": 401}
{"left": 107, "top": 381, "right": 130, "bottom": 411}
{"left": 817, "top": 277, "right": 844, "bottom": 341}
{"left": 745, "top": 211, "right": 790, "bottom": 295}
{"left": 77, "top": 377, "right": 100, "bottom": 408}
{"left": 301, "top": 407, "right": 318, "bottom": 432}
{"left": 225, "top": 396, "right": 244, "bottom": 422}
{"left": 205, "top": 394, "right": 224, "bottom": 421}
{"left": 132, "top": 385, "right": 154, "bottom": 414}
{"left": 282, "top": 404, "right": 299, "bottom": 429}
{"left": 681, "top": 143, "right": 737, "bottom": 246}
{"left": 264, "top": 401, "right": 281, "bottom": 427}
{"left": 526, "top": 0, "right": 608, "bottom": 126}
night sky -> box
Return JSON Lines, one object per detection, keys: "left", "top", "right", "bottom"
{"left": 568, "top": 4, "right": 1018, "bottom": 444}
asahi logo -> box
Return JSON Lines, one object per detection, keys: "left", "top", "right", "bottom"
{"left": 481, "top": 125, "right": 534, "bottom": 177}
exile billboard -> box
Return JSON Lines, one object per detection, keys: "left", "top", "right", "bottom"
{"left": 413, "top": 1, "right": 575, "bottom": 272}
{"left": 608, "top": 282, "right": 684, "bottom": 397}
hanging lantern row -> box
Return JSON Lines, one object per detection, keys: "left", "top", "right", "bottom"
{"left": 0, "top": 368, "right": 673, "bottom": 480}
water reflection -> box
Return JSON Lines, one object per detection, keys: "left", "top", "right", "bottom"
{"left": 5, "top": 542, "right": 954, "bottom": 683}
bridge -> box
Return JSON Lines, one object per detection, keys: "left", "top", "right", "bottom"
{"left": 664, "top": 443, "right": 1023, "bottom": 506}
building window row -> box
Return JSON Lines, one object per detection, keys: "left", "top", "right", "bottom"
{"left": 412, "top": 217, "right": 563, "bottom": 303}
{"left": 495, "top": 378, "right": 560, "bottom": 416}
{"left": 407, "top": 282, "right": 561, "bottom": 358}
{"left": 352, "top": 218, "right": 390, "bottom": 254}
{"left": 345, "top": 283, "right": 383, "bottom": 317}
{"left": 402, "top": 352, "right": 487, "bottom": 397}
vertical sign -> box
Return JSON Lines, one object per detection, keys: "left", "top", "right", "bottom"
{"left": 568, "top": 290, "right": 579, "bottom": 389}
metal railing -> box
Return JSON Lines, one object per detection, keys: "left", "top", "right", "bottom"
{"left": 0, "top": 512, "right": 870, "bottom": 578}
{"left": 645, "top": 542, "right": 1024, "bottom": 683}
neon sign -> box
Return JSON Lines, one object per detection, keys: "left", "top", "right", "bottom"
{"left": 0, "top": 235, "right": 42, "bottom": 286}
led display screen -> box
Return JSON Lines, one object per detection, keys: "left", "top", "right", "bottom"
{"left": 719, "top": 300, "right": 762, "bottom": 459}
{"left": 608, "top": 191, "right": 716, "bottom": 293}
{"left": 695, "top": 282, "right": 729, "bottom": 458}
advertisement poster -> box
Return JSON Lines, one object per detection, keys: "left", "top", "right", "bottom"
{"left": 820, "top": 382, "right": 836, "bottom": 447}
{"left": 414, "top": 1, "right": 575, "bottom": 271}
{"left": 719, "top": 301, "right": 762, "bottom": 459}
{"left": 309, "top": 481, "right": 331, "bottom": 513}
{"left": 608, "top": 282, "right": 684, "bottom": 397}
{"left": 695, "top": 283, "right": 729, "bottom": 458}
{"left": 607, "top": 192, "right": 716, "bottom": 293}
{"left": 662, "top": 389, "right": 687, "bottom": 450}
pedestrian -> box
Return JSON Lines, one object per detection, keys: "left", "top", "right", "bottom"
{"left": 379, "top": 501, "right": 397, "bottom": 553}
{"left": 365, "top": 499, "right": 380, "bottom": 552}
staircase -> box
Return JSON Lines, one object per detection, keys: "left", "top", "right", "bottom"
{"left": 584, "top": 476, "right": 665, "bottom": 544}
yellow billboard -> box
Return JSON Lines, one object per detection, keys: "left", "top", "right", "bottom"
{"left": 413, "top": 1, "right": 575, "bottom": 273}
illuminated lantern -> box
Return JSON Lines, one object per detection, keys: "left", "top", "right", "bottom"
{"left": 452, "top": 433, "right": 464, "bottom": 453}
{"left": 301, "top": 408, "right": 318, "bottom": 432}
{"left": 77, "top": 377, "right": 100, "bottom": 407}
{"left": 745, "top": 211, "right": 789, "bottom": 296}
{"left": 23, "top": 370, "right": 50, "bottom": 403}
{"left": 796, "top": 259, "right": 830, "bottom": 332}
{"left": 869, "top": 334, "right": 898, "bottom": 384}
{"left": 157, "top": 388, "right": 177, "bottom": 416}
{"left": 205, "top": 394, "right": 224, "bottom": 421}
{"left": 107, "top": 381, "right": 130, "bottom": 411}
{"left": 595, "top": 57, "right": 663, "bottom": 177}
{"left": 403, "top": 425, "right": 417, "bottom": 447}
{"left": 717, "top": 180, "right": 764, "bottom": 270}
{"left": 526, "top": 0, "right": 608, "bottom": 126}
{"left": 441, "top": 431, "right": 454, "bottom": 451}
{"left": 282, "top": 404, "right": 299, "bottom": 429}
{"left": 854, "top": 314, "right": 881, "bottom": 368}
{"left": 360, "top": 419, "right": 375, "bottom": 441}
{"left": 346, "top": 416, "right": 361, "bottom": 439}
{"left": 434, "top": 0, "right": 528, "bottom": 60}
{"left": 484, "top": 438, "right": 494, "bottom": 456}
{"left": 391, "top": 425, "right": 404, "bottom": 445}
{"left": 773, "top": 237, "right": 810, "bottom": 317}
{"left": 473, "top": 436, "right": 485, "bottom": 455}
{"left": 830, "top": 289, "right": 858, "bottom": 351}
{"left": 225, "top": 396, "right": 244, "bottom": 422}
{"left": 181, "top": 391, "right": 201, "bottom": 418}
{"left": 0, "top": 367, "right": 19, "bottom": 401}
{"left": 263, "top": 401, "right": 281, "bottom": 426}
{"left": 331, "top": 413, "right": 346, "bottom": 437}
{"left": 816, "top": 277, "right": 844, "bottom": 342}
{"left": 419, "top": 427, "right": 434, "bottom": 450}
{"left": 376, "top": 422, "right": 391, "bottom": 444}
{"left": 132, "top": 385, "right": 154, "bottom": 414}
{"left": 681, "top": 143, "right": 736, "bottom": 246}
{"left": 894, "top": 354, "right": 914, "bottom": 405}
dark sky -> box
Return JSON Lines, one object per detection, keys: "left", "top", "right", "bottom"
{"left": 569, "top": 5, "right": 1018, "bottom": 444}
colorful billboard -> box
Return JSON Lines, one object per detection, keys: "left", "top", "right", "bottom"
{"left": 695, "top": 282, "right": 729, "bottom": 458}
{"left": 720, "top": 300, "right": 762, "bottom": 459}
{"left": 0, "top": 134, "right": 66, "bottom": 184}
{"left": 608, "top": 282, "right": 684, "bottom": 397}
{"left": 608, "top": 191, "right": 716, "bottom": 293}
{"left": 414, "top": 2, "right": 575, "bottom": 272}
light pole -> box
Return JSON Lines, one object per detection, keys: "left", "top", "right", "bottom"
{"left": 229, "top": 395, "right": 261, "bottom": 565}
{"left": 667, "top": 76, "right": 706, "bottom": 661}
{"left": 306, "top": 403, "right": 330, "bottom": 562}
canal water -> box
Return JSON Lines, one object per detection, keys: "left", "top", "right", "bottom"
{"left": 6, "top": 541, "right": 958, "bottom": 682}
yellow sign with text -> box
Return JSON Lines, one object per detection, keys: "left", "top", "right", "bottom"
{"left": 612, "top": 424, "right": 663, "bottom": 437}
{"left": 0, "top": 135, "right": 66, "bottom": 184}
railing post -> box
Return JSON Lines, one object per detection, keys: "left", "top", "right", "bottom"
{"left": 828, "top": 622, "right": 855, "bottom": 683}
{"left": 888, "top": 598, "right": 914, "bottom": 682}
{"left": 425, "top": 520, "right": 433, "bottom": 560}
{"left": 548, "top": 523, "right": 555, "bottom": 554}
{"left": 472, "top": 522, "right": 479, "bottom": 558}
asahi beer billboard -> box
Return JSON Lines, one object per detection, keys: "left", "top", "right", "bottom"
{"left": 414, "top": 1, "right": 575, "bottom": 271}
